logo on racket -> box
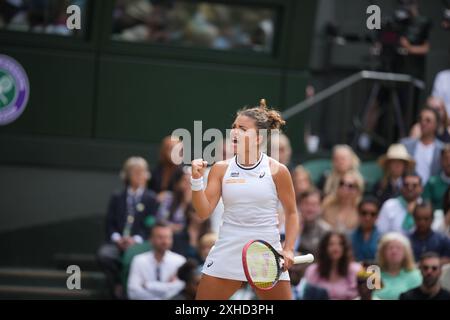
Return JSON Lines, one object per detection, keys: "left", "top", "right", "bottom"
{"left": 0, "top": 55, "right": 29, "bottom": 126}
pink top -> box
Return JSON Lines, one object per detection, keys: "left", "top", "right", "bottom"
{"left": 304, "top": 262, "right": 361, "bottom": 300}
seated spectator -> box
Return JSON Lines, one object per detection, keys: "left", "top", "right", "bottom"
{"left": 304, "top": 231, "right": 361, "bottom": 300}
{"left": 171, "top": 260, "right": 202, "bottom": 300}
{"left": 290, "top": 263, "right": 329, "bottom": 300}
{"left": 149, "top": 135, "right": 184, "bottom": 195}
{"left": 373, "top": 144, "right": 415, "bottom": 204}
{"left": 410, "top": 97, "right": 450, "bottom": 143}
{"left": 292, "top": 165, "right": 314, "bottom": 201}
{"left": 423, "top": 145, "right": 450, "bottom": 210}
{"left": 97, "top": 156, "right": 159, "bottom": 299}
{"left": 400, "top": 252, "right": 450, "bottom": 300}
{"left": 128, "top": 221, "right": 186, "bottom": 300}
{"left": 172, "top": 206, "right": 212, "bottom": 263}
{"left": 377, "top": 173, "right": 423, "bottom": 235}
{"left": 322, "top": 171, "right": 364, "bottom": 233}
{"left": 401, "top": 107, "right": 444, "bottom": 185}
{"left": 197, "top": 233, "right": 218, "bottom": 267}
{"left": 156, "top": 167, "right": 192, "bottom": 233}
{"left": 318, "top": 145, "right": 361, "bottom": 196}
{"left": 432, "top": 62, "right": 450, "bottom": 116}
{"left": 409, "top": 202, "right": 450, "bottom": 263}
{"left": 436, "top": 186, "right": 450, "bottom": 237}
{"left": 351, "top": 196, "right": 381, "bottom": 262}
{"left": 373, "top": 233, "right": 422, "bottom": 300}
{"left": 277, "top": 133, "right": 293, "bottom": 170}
{"left": 296, "top": 188, "right": 331, "bottom": 255}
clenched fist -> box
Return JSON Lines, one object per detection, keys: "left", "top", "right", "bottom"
{"left": 191, "top": 159, "right": 208, "bottom": 179}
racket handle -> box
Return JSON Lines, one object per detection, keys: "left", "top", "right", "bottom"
{"left": 293, "top": 254, "right": 314, "bottom": 264}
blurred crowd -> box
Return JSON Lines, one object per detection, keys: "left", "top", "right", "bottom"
{"left": 111, "top": 0, "right": 274, "bottom": 53}
{"left": 0, "top": 0, "right": 86, "bottom": 35}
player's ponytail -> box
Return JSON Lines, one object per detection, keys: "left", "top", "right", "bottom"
{"left": 238, "top": 98, "right": 286, "bottom": 131}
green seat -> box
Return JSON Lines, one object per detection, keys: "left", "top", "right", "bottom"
{"left": 301, "top": 159, "right": 332, "bottom": 185}
{"left": 121, "top": 242, "right": 152, "bottom": 289}
{"left": 360, "top": 161, "right": 383, "bottom": 192}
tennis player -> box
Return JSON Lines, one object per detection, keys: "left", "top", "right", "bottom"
{"left": 191, "top": 100, "right": 299, "bottom": 300}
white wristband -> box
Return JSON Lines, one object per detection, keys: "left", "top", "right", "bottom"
{"left": 191, "top": 176, "right": 204, "bottom": 191}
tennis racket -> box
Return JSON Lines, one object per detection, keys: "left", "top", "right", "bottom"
{"left": 242, "top": 239, "right": 314, "bottom": 291}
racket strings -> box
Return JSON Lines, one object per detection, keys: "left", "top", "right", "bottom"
{"left": 245, "top": 242, "right": 279, "bottom": 289}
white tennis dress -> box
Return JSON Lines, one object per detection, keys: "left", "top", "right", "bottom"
{"left": 202, "top": 152, "right": 290, "bottom": 281}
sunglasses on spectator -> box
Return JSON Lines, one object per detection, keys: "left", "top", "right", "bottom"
{"left": 421, "top": 265, "right": 439, "bottom": 272}
{"left": 403, "top": 182, "right": 420, "bottom": 189}
{"left": 360, "top": 210, "right": 378, "bottom": 217}
{"left": 339, "top": 181, "right": 357, "bottom": 189}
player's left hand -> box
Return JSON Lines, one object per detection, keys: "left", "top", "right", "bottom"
{"left": 280, "top": 249, "right": 295, "bottom": 271}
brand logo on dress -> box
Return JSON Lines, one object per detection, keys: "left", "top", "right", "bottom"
{"left": 231, "top": 172, "right": 239, "bottom": 178}
{"left": 259, "top": 171, "right": 266, "bottom": 178}
{"left": 206, "top": 261, "right": 214, "bottom": 268}
{"left": 0, "top": 55, "right": 30, "bottom": 126}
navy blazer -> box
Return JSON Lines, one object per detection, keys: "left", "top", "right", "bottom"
{"left": 105, "top": 189, "right": 159, "bottom": 242}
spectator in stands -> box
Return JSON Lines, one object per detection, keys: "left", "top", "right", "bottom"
{"left": 277, "top": 133, "right": 293, "bottom": 170}
{"left": 304, "top": 231, "right": 361, "bottom": 300}
{"left": 354, "top": 264, "right": 382, "bottom": 300}
{"left": 318, "top": 145, "right": 361, "bottom": 196}
{"left": 296, "top": 188, "right": 331, "bottom": 256}
{"left": 351, "top": 196, "right": 381, "bottom": 262}
{"left": 322, "top": 171, "right": 364, "bottom": 233}
{"left": 172, "top": 205, "right": 212, "bottom": 263}
{"left": 436, "top": 187, "right": 450, "bottom": 237}
{"left": 400, "top": 252, "right": 450, "bottom": 300}
{"left": 290, "top": 263, "right": 329, "bottom": 300}
{"left": 423, "top": 145, "right": 450, "bottom": 210}
{"left": 401, "top": 107, "right": 444, "bottom": 185}
{"left": 410, "top": 97, "right": 450, "bottom": 143}
{"left": 432, "top": 54, "right": 450, "bottom": 115}
{"left": 171, "top": 259, "right": 202, "bottom": 300}
{"left": 372, "top": 144, "right": 415, "bottom": 204}
{"left": 197, "top": 233, "right": 217, "bottom": 267}
{"left": 409, "top": 202, "right": 450, "bottom": 263}
{"left": 128, "top": 221, "right": 186, "bottom": 300}
{"left": 373, "top": 232, "right": 422, "bottom": 300}
{"left": 149, "top": 135, "right": 184, "bottom": 195}
{"left": 377, "top": 173, "right": 423, "bottom": 235}
{"left": 156, "top": 167, "right": 192, "bottom": 233}
{"left": 98, "top": 156, "right": 159, "bottom": 299}
{"left": 292, "top": 165, "right": 314, "bottom": 201}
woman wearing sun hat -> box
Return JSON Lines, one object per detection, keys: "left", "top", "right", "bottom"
{"left": 372, "top": 144, "right": 416, "bottom": 205}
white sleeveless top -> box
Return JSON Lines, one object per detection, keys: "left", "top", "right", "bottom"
{"left": 221, "top": 153, "right": 280, "bottom": 228}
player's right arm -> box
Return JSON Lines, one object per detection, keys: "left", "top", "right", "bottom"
{"left": 191, "top": 159, "right": 226, "bottom": 220}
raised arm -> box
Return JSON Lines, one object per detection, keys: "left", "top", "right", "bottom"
{"left": 191, "top": 159, "right": 226, "bottom": 220}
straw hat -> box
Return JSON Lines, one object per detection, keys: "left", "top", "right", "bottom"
{"left": 378, "top": 144, "right": 415, "bottom": 172}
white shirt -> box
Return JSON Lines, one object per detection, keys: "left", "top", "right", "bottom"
{"left": 432, "top": 70, "right": 450, "bottom": 115}
{"left": 127, "top": 250, "right": 186, "bottom": 300}
{"left": 377, "top": 198, "right": 408, "bottom": 235}
{"left": 414, "top": 141, "right": 435, "bottom": 185}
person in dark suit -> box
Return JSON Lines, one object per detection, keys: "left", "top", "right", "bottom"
{"left": 400, "top": 107, "right": 444, "bottom": 186}
{"left": 97, "top": 157, "right": 159, "bottom": 299}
